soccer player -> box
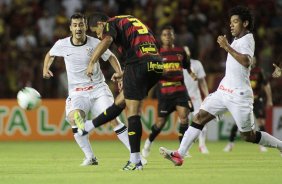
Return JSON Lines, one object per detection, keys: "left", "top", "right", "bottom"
{"left": 159, "top": 6, "right": 282, "bottom": 166}
{"left": 74, "top": 13, "right": 163, "bottom": 170}
{"left": 42, "top": 13, "right": 130, "bottom": 166}
{"left": 224, "top": 57, "right": 273, "bottom": 152}
{"left": 141, "top": 26, "right": 194, "bottom": 158}
{"left": 183, "top": 46, "right": 210, "bottom": 154}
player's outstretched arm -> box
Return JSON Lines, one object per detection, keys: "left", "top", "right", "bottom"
{"left": 87, "top": 35, "right": 113, "bottom": 77}
{"left": 217, "top": 35, "right": 252, "bottom": 68}
{"left": 272, "top": 63, "right": 282, "bottom": 78}
{"left": 108, "top": 54, "right": 123, "bottom": 78}
{"left": 108, "top": 54, "right": 123, "bottom": 91}
{"left": 42, "top": 51, "right": 55, "bottom": 79}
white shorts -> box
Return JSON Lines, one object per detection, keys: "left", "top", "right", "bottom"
{"left": 65, "top": 82, "right": 114, "bottom": 119}
{"left": 200, "top": 90, "right": 255, "bottom": 132}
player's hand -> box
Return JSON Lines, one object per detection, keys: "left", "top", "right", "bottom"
{"left": 43, "top": 69, "right": 54, "bottom": 79}
{"left": 272, "top": 63, "right": 281, "bottom": 78}
{"left": 217, "top": 35, "right": 229, "bottom": 50}
{"left": 266, "top": 100, "right": 273, "bottom": 108}
{"left": 117, "top": 80, "right": 123, "bottom": 92}
{"left": 190, "top": 71, "right": 198, "bottom": 81}
{"left": 111, "top": 72, "right": 123, "bottom": 82}
{"left": 86, "top": 64, "right": 94, "bottom": 79}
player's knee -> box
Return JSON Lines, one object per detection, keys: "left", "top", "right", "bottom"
{"left": 240, "top": 131, "right": 256, "bottom": 142}
{"left": 193, "top": 112, "right": 204, "bottom": 124}
{"left": 67, "top": 110, "right": 85, "bottom": 126}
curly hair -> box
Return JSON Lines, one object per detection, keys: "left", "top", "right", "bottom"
{"left": 229, "top": 6, "right": 254, "bottom": 31}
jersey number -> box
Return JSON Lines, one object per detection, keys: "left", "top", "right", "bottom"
{"left": 128, "top": 18, "right": 148, "bottom": 34}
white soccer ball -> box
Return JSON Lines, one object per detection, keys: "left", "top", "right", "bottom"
{"left": 17, "top": 87, "right": 41, "bottom": 110}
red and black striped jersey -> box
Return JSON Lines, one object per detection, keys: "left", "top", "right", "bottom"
{"left": 158, "top": 47, "right": 190, "bottom": 97}
{"left": 250, "top": 66, "right": 268, "bottom": 97}
{"left": 103, "top": 15, "right": 162, "bottom": 64}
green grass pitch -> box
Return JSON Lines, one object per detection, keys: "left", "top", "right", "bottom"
{"left": 0, "top": 140, "right": 281, "bottom": 184}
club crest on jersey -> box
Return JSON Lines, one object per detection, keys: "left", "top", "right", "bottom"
{"left": 86, "top": 47, "right": 94, "bottom": 56}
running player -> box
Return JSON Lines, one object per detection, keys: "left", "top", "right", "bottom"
{"left": 183, "top": 46, "right": 211, "bottom": 154}
{"left": 74, "top": 13, "right": 163, "bottom": 170}
{"left": 223, "top": 57, "right": 273, "bottom": 152}
{"left": 159, "top": 6, "right": 282, "bottom": 166}
{"left": 42, "top": 13, "right": 130, "bottom": 166}
{"left": 141, "top": 26, "right": 194, "bottom": 158}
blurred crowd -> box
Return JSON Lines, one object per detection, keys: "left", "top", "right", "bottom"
{"left": 0, "top": 0, "right": 281, "bottom": 104}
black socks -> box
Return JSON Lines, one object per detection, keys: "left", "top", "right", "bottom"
{"left": 149, "top": 124, "right": 162, "bottom": 142}
{"left": 178, "top": 123, "right": 189, "bottom": 142}
{"left": 92, "top": 103, "right": 124, "bottom": 128}
{"left": 127, "top": 115, "right": 142, "bottom": 153}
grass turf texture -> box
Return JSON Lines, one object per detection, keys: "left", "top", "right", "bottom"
{"left": 0, "top": 140, "right": 281, "bottom": 184}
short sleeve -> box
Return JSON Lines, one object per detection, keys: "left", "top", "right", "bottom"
{"left": 49, "top": 40, "right": 64, "bottom": 57}
{"left": 103, "top": 20, "right": 117, "bottom": 40}
{"left": 100, "top": 49, "right": 113, "bottom": 61}
{"left": 238, "top": 34, "right": 255, "bottom": 57}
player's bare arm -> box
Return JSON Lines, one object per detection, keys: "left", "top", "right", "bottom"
{"left": 217, "top": 35, "right": 252, "bottom": 68}
{"left": 272, "top": 63, "right": 282, "bottom": 78}
{"left": 198, "top": 78, "right": 209, "bottom": 98}
{"left": 108, "top": 54, "right": 123, "bottom": 90}
{"left": 264, "top": 83, "right": 273, "bottom": 107}
{"left": 183, "top": 46, "right": 197, "bottom": 80}
{"left": 87, "top": 35, "right": 113, "bottom": 77}
{"left": 43, "top": 51, "right": 55, "bottom": 79}
{"left": 108, "top": 54, "right": 123, "bottom": 81}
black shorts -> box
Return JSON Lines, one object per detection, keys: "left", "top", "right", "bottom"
{"left": 253, "top": 97, "right": 265, "bottom": 118}
{"left": 158, "top": 94, "right": 190, "bottom": 117}
{"left": 123, "top": 61, "right": 163, "bottom": 100}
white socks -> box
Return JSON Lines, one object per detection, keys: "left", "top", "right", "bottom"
{"left": 73, "top": 132, "right": 95, "bottom": 159}
{"left": 178, "top": 126, "right": 201, "bottom": 157}
{"left": 259, "top": 131, "right": 282, "bottom": 151}
{"left": 113, "top": 120, "right": 130, "bottom": 151}
{"left": 84, "top": 120, "right": 95, "bottom": 132}
{"left": 130, "top": 152, "right": 141, "bottom": 164}
{"left": 199, "top": 126, "right": 207, "bottom": 147}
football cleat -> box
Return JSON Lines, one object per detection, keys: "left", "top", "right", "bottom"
{"left": 184, "top": 152, "right": 192, "bottom": 158}
{"left": 223, "top": 142, "right": 234, "bottom": 152}
{"left": 141, "top": 156, "right": 148, "bottom": 165}
{"left": 80, "top": 157, "right": 98, "bottom": 166}
{"left": 74, "top": 111, "right": 85, "bottom": 136}
{"left": 199, "top": 145, "right": 210, "bottom": 154}
{"left": 141, "top": 139, "right": 152, "bottom": 158}
{"left": 159, "top": 147, "right": 183, "bottom": 166}
{"left": 122, "top": 161, "right": 143, "bottom": 171}
{"left": 259, "top": 145, "right": 268, "bottom": 152}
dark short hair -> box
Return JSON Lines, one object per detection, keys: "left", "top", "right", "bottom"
{"left": 70, "top": 12, "right": 87, "bottom": 25}
{"left": 88, "top": 12, "right": 110, "bottom": 27}
{"left": 229, "top": 6, "right": 254, "bottom": 31}
{"left": 160, "top": 25, "right": 175, "bottom": 33}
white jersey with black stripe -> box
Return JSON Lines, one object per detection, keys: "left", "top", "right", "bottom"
{"left": 49, "top": 35, "right": 113, "bottom": 93}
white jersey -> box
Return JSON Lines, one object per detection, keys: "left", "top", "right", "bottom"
{"left": 49, "top": 36, "right": 113, "bottom": 94}
{"left": 183, "top": 59, "right": 206, "bottom": 101}
{"left": 218, "top": 33, "right": 255, "bottom": 98}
